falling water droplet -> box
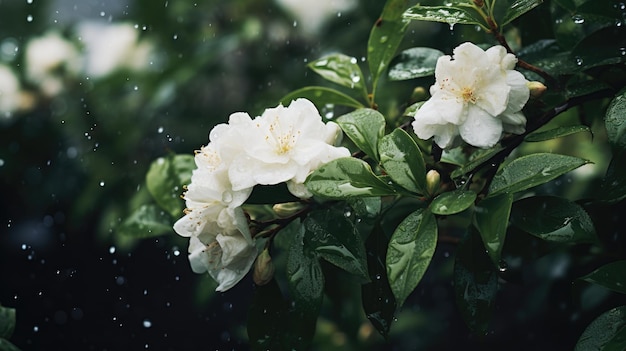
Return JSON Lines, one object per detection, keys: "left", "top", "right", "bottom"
{"left": 26, "top": 15, "right": 33, "bottom": 22}
{"left": 143, "top": 319, "right": 152, "bottom": 328}
{"left": 571, "top": 14, "right": 585, "bottom": 24}
{"left": 99, "top": 181, "right": 105, "bottom": 187}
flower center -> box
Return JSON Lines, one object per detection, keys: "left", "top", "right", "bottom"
{"left": 461, "top": 87, "right": 477, "bottom": 103}
{"left": 267, "top": 116, "right": 301, "bottom": 154}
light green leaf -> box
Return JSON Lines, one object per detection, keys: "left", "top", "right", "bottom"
{"left": 117, "top": 204, "right": 173, "bottom": 238}
{"left": 337, "top": 108, "right": 386, "bottom": 161}
{"left": 388, "top": 47, "right": 444, "bottom": 81}
{"left": 488, "top": 153, "right": 589, "bottom": 196}
{"left": 146, "top": 154, "right": 195, "bottom": 218}
{"left": 306, "top": 157, "right": 396, "bottom": 199}
{"left": 379, "top": 128, "right": 427, "bottom": 194}
{"left": 575, "top": 306, "right": 626, "bottom": 351}
{"left": 605, "top": 89, "right": 626, "bottom": 151}
{"left": 280, "top": 86, "right": 365, "bottom": 109}
{"left": 525, "top": 125, "right": 591, "bottom": 142}
{"left": 450, "top": 146, "right": 504, "bottom": 179}
{"left": 386, "top": 209, "right": 437, "bottom": 308}
{"left": 308, "top": 54, "right": 367, "bottom": 97}
{"left": 474, "top": 193, "right": 513, "bottom": 266}
{"left": 0, "top": 305, "right": 15, "bottom": 340}
{"left": 403, "top": 5, "right": 483, "bottom": 26}
{"left": 580, "top": 261, "right": 626, "bottom": 295}
{"left": 510, "top": 196, "right": 597, "bottom": 244}
{"left": 430, "top": 190, "right": 476, "bottom": 215}
{"left": 501, "top": 0, "right": 544, "bottom": 26}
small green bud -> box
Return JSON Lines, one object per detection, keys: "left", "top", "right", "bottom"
{"left": 411, "top": 86, "right": 428, "bottom": 101}
{"left": 426, "top": 170, "right": 441, "bottom": 196}
{"left": 527, "top": 81, "right": 547, "bottom": 98}
{"left": 253, "top": 249, "right": 275, "bottom": 286}
{"left": 272, "top": 202, "right": 304, "bottom": 218}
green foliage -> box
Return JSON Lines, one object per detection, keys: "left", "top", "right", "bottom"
{"left": 579, "top": 261, "right": 626, "bottom": 294}
{"left": 403, "top": 6, "right": 484, "bottom": 27}
{"left": 575, "top": 306, "right": 626, "bottom": 351}
{"left": 337, "top": 109, "right": 386, "bottom": 161}
{"left": 501, "top": 0, "right": 544, "bottom": 26}
{"left": 117, "top": 204, "right": 174, "bottom": 239}
{"left": 387, "top": 47, "right": 444, "bottom": 81}
{"left": 474, "top": 193, "right": 513, "bottom": 266}
{"left": 308, "top": 54, "right": 368, "bottom": 101}
{"left": 524, "top": 125, "right": 591, "bottom": 142}
{"left": 280, "top": 86, "right": 365, "bottom": 109}
{"left": 146, "top": 154, "right": 195, "bottom": 218}
{"left": 0, "top": 305, "right": 19, "bottom": 351}
{"left": 378, "top": 128, "right": 427, "bottom": 194}
{"left": 429, "top": 190, "right": 477, "bottom": 215}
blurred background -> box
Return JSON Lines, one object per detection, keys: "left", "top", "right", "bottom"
{"left": 1, "top": 0, "right": 624, "bottom": 350}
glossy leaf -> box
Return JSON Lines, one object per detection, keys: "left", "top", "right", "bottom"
{"left": 0, "top": 305, "right": 15, "bottom": 340}
{"left": 488, "top": 153, "right": 589, "bottom": 196}
{"left": 146, "top": 154, "right": 195, "bottom": 218}
{"left": 306, "top": 157, "right": 396, "bottom": 199}
{"left": 605, "top": 89, "right": 626, "bottom": 150}
{"left": 308, "top": 54, "right": 367, "bottom": 95}
{"left": 280, "top": 86, "right": 365, "bottom": 109}
{"left": 501, "top": 0, "right": 544, "bottom": 26}
{"left": 570, "top": 26, "right": 626, "bottom": 70}
{"left": 474, "top": 193, "right": 513, "bottom": 266}
{"left": 454, "top": 230, "right": 498, "bottom": 334}
{"left": 575, "top": 306, "right": 626, "bottom": 351}
{"left": 579, "top": 261, "right": 626, "bottom": 295}
{"left": 430, "top": 190, "right": 476, "bottom": 215}
{"left": 386, "top": 209, "right": 437, "bottom": 308}
{"left": 247, "top": 280, "right": 288, "bottom": 351}
{"left": 246, "top": 183, "right": 299, "bottom": 204}
{"left": 347, "top": 197, "right": 382, "bottom": 219}
{"left": 403, "top": 5, "right": 483, "bottom": 26}
{"left": 388, "top": 47, "right": 444, "bottom": 81}
{"left": 337, "top": 109, "right": 386, "bottom": 161}
{"left": 368, "top": 0, "right": 409, "bottom": 88}
{"left": 599, "top": 149, "right": 626, "bottom": 203}
{"left": 304, "top": 210, "right": 369, "bottom": 281}
{"left": 510, "top": 196, "right": 597, "bottom": 243}
{"left": 117, "top": 204, "right": 173, "bottom": 238}
{"left": 525, "top": 125, "right": 591, "bottom": 142}
{"left": 379, "top": 128, "right": 427, "bottom": 194}
{"left": 450, "top": 146, "right": 504, "bottom": 179}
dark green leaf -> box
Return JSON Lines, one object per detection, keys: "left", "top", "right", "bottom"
{"left": 117, "top": 204, "right": 173, "bottom": 238}
{"left": 570, "top": 26, "right": 626, "bottom": 70}
{"left": 146, "top": 154, "right": 195, "bottom": 218}
{"left": 388, "top": 47, "right": 444, "bottom": 81}
{"left": 450, "top": 146, "right": 504, "bottom": 179}
{"left": 379, "top": 128, "right": 427, "bottom": 194}
{"left": 430, "top": 190, "right": 476, "bottom": 215}
{"left": 566, "top": 77, "right": 612, "bottom": 99}
{"left": 575, "top": 306, "right": 626, "bottom": 351}
{"left": 403, "top": 5, "right": 483, "bottom": 26}
{"left": 247, "top": 280, "right": 288, "bottom": 351}
{"left": 304, "top": 210, "right": 369, "bottom": 281}
{"left": 474, "top": 193, "right": 513, "bottom": 266}
{"left": 605, "top": 89, "right": 626, "bottom": 150}
{"left": 386, "top": 209, "right": 437, "bottom": 308}
{"left": 553, "top": 0, "right": 576, "bottom": 12}
{"left": 488, "top": 153, "right": 590, "bottom": 196}
{"left": 454, "top": 230, "right": 498, "bottom": 334}
{"left": 599, "top": 149, "right": 626, "bottom": 203}
{"left": 501, "top": 0, "right": 544, "bottom": 26}
{"left": 510, "top": 196, "right": 597, "bottom": 243}
{"left": 0, "top": 305, "right": 15, "bottom": 340}
{"left": 247, "top": 183, "right": 300, "bottom": 204}
{"left": 306, "top": 157, "right": 396, "bottom": 199}
{"left": 525, "top": 125, "right": 591, "bottom": 142}
{"left": 280, "top": 86, "right": 365, "bottom": 109}
{"left": 368, "top": 0, "right": 410, "bottom": 88}
{"left": 347, "top": 197, "right": 382, "bottom": 218}
{"left": 0, "top": 339, "right": 21, "bottom": 351}
{"left": 337, "top": 108, "right": 386, "bottom": 161}
{"left": 308, "top": 54, "right": 367, "bottom": 96}
{"left": 579, "top": 261, "right": 626, "bottom": 295}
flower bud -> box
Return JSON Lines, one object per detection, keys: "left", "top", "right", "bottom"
{"left": 426, "top": 169, "right": 441, "bottom": 196}
{"left": 272, "top": 202, "right": 304, "bottom": 218}
{"left": 411, "top": 86, "right": 428, "bottom": 101}
{"left": 527, "top": 81, "right": 547, "bottom": 98}
{"left": 253, "top": 249, "right": 275, "bottom": 286}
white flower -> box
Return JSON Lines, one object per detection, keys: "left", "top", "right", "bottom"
{"left": 412, "top": 42, "right": 530, "bottom": 149}
{"left": 275, "top": 0, "right": 357, "bottom": 35}
{"left": 0, "top": 65, "right": 31, "bottom": 119}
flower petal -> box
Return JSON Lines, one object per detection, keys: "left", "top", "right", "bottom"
{"left": 459, "top": 106, "right": 503, "bottom": 148}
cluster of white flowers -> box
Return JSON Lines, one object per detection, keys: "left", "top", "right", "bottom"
{"left": 412, "top": 42, "right": 530, "bottom": 149}
{"left": 174, "top": 98, "right": 350, "bottom": 291}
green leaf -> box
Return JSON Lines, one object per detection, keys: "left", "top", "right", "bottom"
{"left": 337, "top": 109, "right": 386, "bottom": 161}
{"left": 378, "top": 128, "right": 427, "bottom": 194}
{"left": 304, "top": 210, "right": 369, "bottom": 281}
{"left": 247, "top": 280, "right": 288, "bottom": 351}
{"left": 488, "top": 153, "right": 590, "bottom": 196}
{"left": 347, "top": 197, "right": 382, "bottom": 218}
{"left": 0, "top": 339, "right": 21, "bottom": 351}
{"left": 308, "top": 54, "right": 367, "bottom": 96}
{"left": 525, "top": 125, "right": 591, "bottom": 142}
{"left": 306, "top": 157, "right": 396, "bottom": 199}
{"left": 146, "top": 154, "right": 195, "bottom": 218}
{"left": 450, "top": 146, "right": 504, "bottom": 179}
{"left": 501, "top": 0, "right": 544, "bottom": 26}
{"left": 510, "top": 196, "right": 597, "bottom": 244}
{"left": 579, "top": 261, "right": 626, "bottom": 295}
{"left": 0, "top": 305, "right": 15, "bottom": 340}
{"left": 247, "top": 183, "right": 300, "bottom": 204}
{"left": 388, "top": 47, "right": 444, "bottom": 81}
{"left": 386, "top": 209, "right": 437, "bottom": 308}
{"left": 454, "top": 230, "right": 498, "bottom": 334}
{"left": 575, "top": 306, "right": 626, "bottom": 351}
{"left": 403, "top": 5, "right": 483, "bottom": 26}
{"left": 600, "top": 149, "right": 626, "bottom": 203}
{"left": 605, "top": 89, "right": 626, "bottom": 151}
{"left": 368, "top": 0, "right": 410, "bottom": 89}
{"left": 553, "top": 0, "right": 576, "bottom": 12}
{"left": 474, "top": 193, "right": 513, "bottom": 266}
{"left": 117, "top": 204, "right": 173, "bottom": 238}
{"left": 280, "top": 86, "right": 365, "bottom": 109}
{"left": 570, "top": 26, "right": 626, "bottom": 70}
{"left": 430, "top": 190, "right": 476, "bottom": 215}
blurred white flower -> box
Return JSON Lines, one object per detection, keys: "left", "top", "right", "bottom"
{"left": 0, "top": 64, "right": 32, "bottom": 119}
{"left": 24, "top": 31, "right": 81, "bottom": 96}
{"left": 412, "top": 42, "right": 530, "bottom": 149}
{"left": 275, "top": 0, "right": 356, "bottom": 35}
{"left": 76, "top": 21, "right": 154, "bottom": 79}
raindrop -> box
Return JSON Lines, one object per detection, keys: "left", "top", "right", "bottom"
{"left": 143, "top": 289, "right": 148, "bottom": 295}
{"left": 33, "top": 325, "right": 39, "bottom": 332}
{"left": 21, "top": 244, "right": 27, "bottom": 250}
{"left": 574, "top": 56, "right": 583, "bottom": 66}
{"left": 100, "top": 11, "right": 106, "bottom": 17}
{"left": 26, "top": 15, "right": 33, "bottom": 22}
{"left": 109, "top": 246, "right": 116, "bottom": 254}
{"left": 350, "top": 57, "right": 357, "bottom": 64}
{"left": 0, "top": 159, "right": 4, "bottom": 167}
{"left": 142, "top": 319, "right": 152, "bottom": 328}
{"left": 157, "top": 126, "right": 164, "bottom": 133}
{"left": 337, "top": 12, "right": 342, "bottom": 17}
{"left": 115, "top": 276, "right": 126, "bottom": 285}
{"left": 173, "top": 34, "right": 178, "bottom": 40}
{"left": 498, "top": 260, "right": 508, "bottom": 273}
{"left": 133, "top": 85, "right": 139, "bottom": 91}
{"left": 172, "top": 247, "right": 180, "bottom": 256}
{"left": 27, "top": 0, "right": 33, "bottom": 3}
{"left": 379, "top": 36, "right": 388, "bottom": 43}
{"left": 99, "top": 181, "right": 105, "bottom": 187}
{"left": 448, "top": 23, "right": 455, "bottom": 31}
{"left": 571, "top": 14, "right": 584, "bottom": 24}
{"left": 293, "top": 21, "right": 297, "bottom": 27}
{"left": 344, "top": 210, "right": 352, "bottom": 217}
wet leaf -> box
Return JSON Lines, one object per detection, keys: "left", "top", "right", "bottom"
{"left": 337, "top": 108, "right": 386, "bottom": 161}
{"left": 146, "top": 154, "right": 195, "bottom": 218}
{"left": 429, "top": 190, "right": 476, "bottom": 215}
{"left": 605, "top": 88, "right": 626, "bottom": 151}
{"left": 525, "top": 125, "right": 591, "bottom": 142}
{"left": 454, "top": 230, "right": 498, "bottom": 334}
{"left": 599, "top": 149, "right": 626, "bottom": 203}
{"left": 386, "top": 208, "right": 437, "bottom": 308}
{"left": 403, "top": 5, "right": 483, "bottom": 26}
{"left": 308, "top": 54, "right": 367, "bottom": 96}
{"left": 246, "top": 183, "right": 299, "bottom": 204}
{"left": 0, "top": 305, "right": 15, "bottom": 340}
{"left": 280, "top": 86, "right": 365, "bottom": 109}
{"left": 388, "top": 47, "right": 444, "bottom": 81}
{"left": 510, "top": 196, "right": 597, "bottom": 243}
{"left": 247, "top": 279, "right": 288, "bottom": 351}
{"left": 0, "top": 339, "right": 21, "bottom": 351}
{"left": 450, "top": 146, "right": 504, "bottom": 179}
{"left": 474, "top": 193, "right": 513, "bottom": 266}
{"left": 347, "top": 197, "right": 382, "bottom": 218}
{"left": 501, "top": 0, "right": 544, "bottom": 26}
{"left": 575, "top": 306, "right": 626, "bottom": 351}
{"left": 488, "top": 153, "right": 589, "bottom": 196}
{"left": 306, "top": 157, "right": 396, "bottom": 199}
{"left": 579, "top": 261, "right": 626, "bottom": 295}
{"left": 117, "top": 204, "right": 173, "bottom": 238}
{"left": 379, "top": 128, "right": 427, "bottom": 194}
{"left": 570, "top": 26, "right": 626, "bottom": 70}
